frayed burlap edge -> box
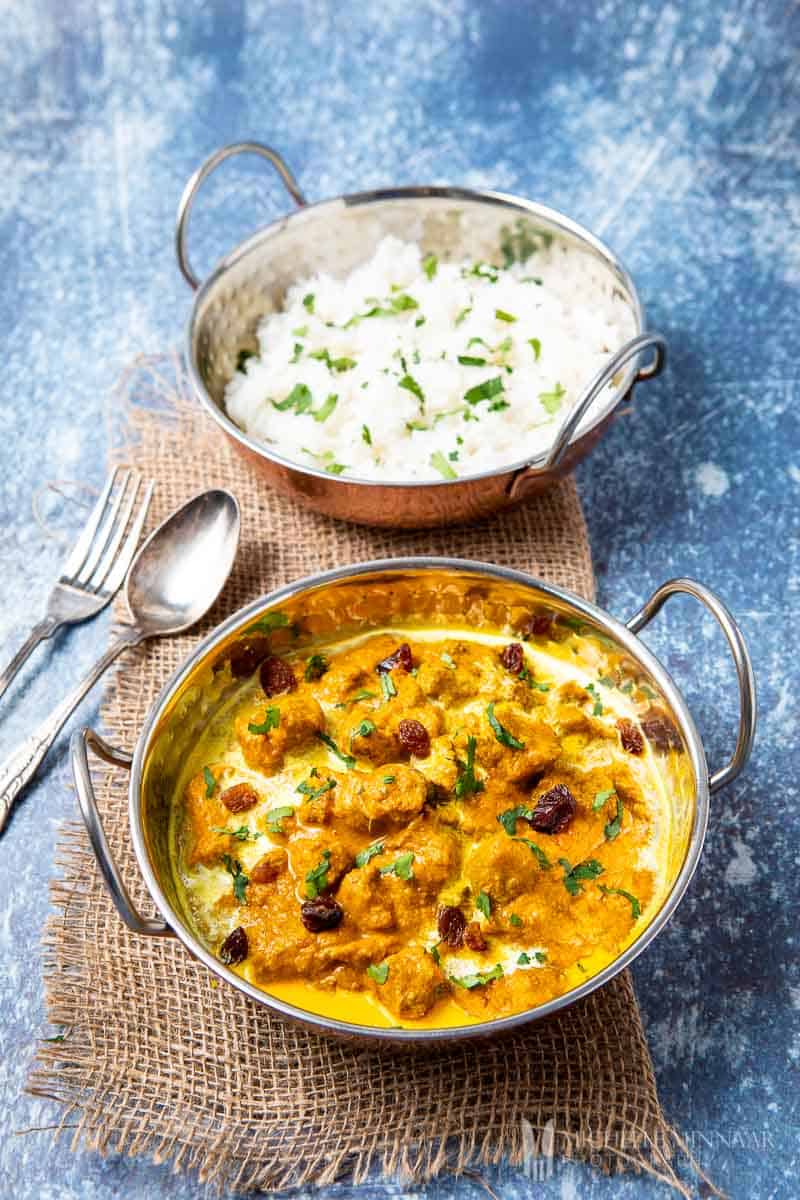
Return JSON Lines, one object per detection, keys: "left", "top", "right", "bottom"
{"left": 27, "top": 355, "right": 720, "bottom": 1199}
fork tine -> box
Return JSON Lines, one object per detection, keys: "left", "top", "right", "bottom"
{"left": 75, "top": 469, "right": 134, "bottom": 586}
{"left": 60, "top": 466, "right": 122, "bottom": 581}
{"left": 88, "top": 472, "right": 142, "bottom": 592}
{"left": 100, "top": 480, "right": 154, "bottom": 597}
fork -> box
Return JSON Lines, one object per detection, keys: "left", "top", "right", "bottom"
{"left": 0, "top": 467, "right": 154, "bottom": 703}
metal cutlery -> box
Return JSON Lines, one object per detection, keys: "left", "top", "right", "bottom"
{"left": 0, "top": 467, "right": 154, "bottom": 703}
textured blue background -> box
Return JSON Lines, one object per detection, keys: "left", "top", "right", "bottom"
{"left": 0, "top": 2, "right": 797, "bottom": 1197}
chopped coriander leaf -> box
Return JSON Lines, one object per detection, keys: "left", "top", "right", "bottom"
{"left": 509, "top": 913, "right": 523, "bottom": 928}
{"left": 406, "top": 420, "right": 430, "bottom": 432}
{"left": 305, "top": 849, "right": 332, "bottom": 898}
{"left": 604, "top": 795, "right": 624, "bottom": 841}
{"left": 399, "top": 373, "right": 425, "bottom": 409}
{"left": 528, "top": 337, "right": 541, "bottom": 361}
{"left": 522, "top": 275, "right": 543, "bottom": 285}
{"left": 309, "top": 348, "right": 356, "bottom": 373}
{"left": 467, "top": 336, "right": 490, "bottom": 349}
{"left": 355, "top": 840, "right": 384, "bottom": 868}
{"left": 379, "top": 851, "right": 414, "bottom": 880}
{"left": 415, "top": 315, "right": 426, "bottom": 327}
{"left": 539, "top": 382, "right": 566, "bottom": 415}
{"left": 350, "top": 688, "right": 376, "bottom": 703}
{"left": 599, "top": 884, "right": 641, "bottom": 920}
{"left": 361, "top": 423, "right": 373, "bottom": 446}
{"left": 325, "top": 461, "right": 347, "bottom": 475}
{"left": 248, "top": 705, "right": 280, "bottom": 734}
{"left": 462, "top": 262, "right": 499, "bottom": 282}
{"left": 517, "top": 952, "right": 531, "bottom": 965}
{"left": 302, "top": 293, "right": 315, "bottom": 313}
{"left": 465, "top": 376, "right": 504, "bottom": 406}
{"left": 495, "top": 308, "right": 517, "bottom": 323}
{"left": 559, "top": 857, "right": 604, "bottom": 896}
{"left": 272, "top": 382, "right": 313, "bottom": 414}
{"left": 292, "top": 324, "right": 308, "bottom": 337}
{"left": 236, "top": 348, "right": 255, "bottom": 372}
{"left": 489, "top": 398, "right": 510, "bottom": 412}
{"left": 497, "top": 803, "right": 534, "bottom": 836}
{"left": 592, "top": 788, "right": 617, "bottom": 811}
{"left": 247, "top": 610, "right": 289, "bottom": 633}
{"left": 430, "top": 450, "right": 457, "bottom": 480}
{"left": 476, "top": 890, "right": 492, "bottom": 919}
{"left": 450, "top": 963, "right": 503, "bottom": 989}
{"left": 212, "top": 824, "right": 261, "bottom": 842}
{"left": 422, "top": 252, "right": 438, "bottom": 280}
{"left": 486, "top": 701, "right": 525, "bottom": 749}
{"left": 296, "top": 776, "right": 337, "bottom": 801}
{"left": 367, "top": 963, "right": 389, "bottom": 984}
{"left": 427, "top": 942, "right": 442, "bottom": 966}
{"left": 455, "top": 306, "right": 472, "bottom": 326}
{"left": 586, "top": 683, "right": 604, "bottom": 716}
{"left": 380, "top": 673, "right": 397, "bottom": 701}
{"left": 448, "top": 450, "right": 459, "bottom": 461}
{"left": 316, "top": 730, "right": 356, "bottom": 769}
{"left": 290, "top": 342, "right": 303, "bottom": 363}
{"left": 304, "top": 653, "right": 329, "bottom": 682}
{"left": 265, "top": 805, "right": 295, "bottom": 834}
{"left": 383, "top": 774, "right": 396, "bottom": 784}
{"left": 203, "top": 766, "right": 216, "bottom": 798}
{"left": 597, "top": 675, "right": 616, "bottom": 688}
{"left": 640, "top": 684, "right": 658, "bottom": 700}
{"left": 454, "top": 735, "right": 484, "bottom": 799}
{"left": 515, "top": 837, "right": 551, "bottom": 870}
{"left": 312, "top": 393, "right": 338, "bottom": 423}
{"left": 391, "top": 293, "right": 419, "bottom": 311}
{"left": 222, "top": 854, "right": 249, "bottom": 903}
{"left": 534, "top": 950, "right": 547, "bottom": 963}
{"left": 351, "top": 718, "right": 377, "bottom": 740}
{"left": 458, "top": 354, "right": 487, "bottom": 366}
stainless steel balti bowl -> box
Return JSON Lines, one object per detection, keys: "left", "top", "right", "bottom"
{"left": 72, "top": 562, "right": 755, "bottom": 1044}
{"left": 177, "top": 142, "right": 666, "bottom": 528}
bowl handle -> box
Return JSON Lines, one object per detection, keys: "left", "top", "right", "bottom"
{"left": 625, "top": 579, "right": 757, "bottom": 794}
{"left": 175, "top": 141, "right": 308, "bottom": 290}
{"left": 507, "top": 332, "right": 667, "bottom": 499}
{"left": 70, "top": 727, "right": 174, "bottom": 937}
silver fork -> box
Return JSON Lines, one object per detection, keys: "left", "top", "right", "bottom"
{"left": 0, "top": 467, "right": 154, "bottom": 703}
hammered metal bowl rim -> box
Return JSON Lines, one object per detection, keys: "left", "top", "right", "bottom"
{"left": 129, "top": 557, "right": 708, "bottom": 1043}
{"left": 185, "top": 185, "right": 648, "bottom": 489}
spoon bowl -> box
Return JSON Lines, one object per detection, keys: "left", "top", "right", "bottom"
{"left": 125, "top": 489, "right": 241, "bottom": 635}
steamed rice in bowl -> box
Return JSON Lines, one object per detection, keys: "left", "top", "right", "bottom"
{"left": 224, "top": 233, "right": 636, "bottom": 483}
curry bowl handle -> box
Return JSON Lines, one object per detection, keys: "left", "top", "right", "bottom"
{"left": 175, "top": 140, "right": 308, "bottom": 290}
{"left": 625, "top": 579, "right": 757, "bottom": 794}
{"left": 507, "top": 332, "right": 666, "bottom": 499}
{"left": 70, "top": 727, "right": 174, "bottom": 937}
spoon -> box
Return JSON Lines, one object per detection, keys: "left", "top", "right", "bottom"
{"left": 0, "top": 488, "right": 240, "bottom": 833}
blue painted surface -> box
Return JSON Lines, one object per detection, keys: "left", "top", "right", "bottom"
{"left": 0, "top": 2, "right": 797, "bottom": 1197}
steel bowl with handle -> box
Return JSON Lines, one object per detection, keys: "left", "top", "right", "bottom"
{"left": 71, "top": 560, "right": 755, "bottom": 1044}
{"left": 177, "top": 142, "right": 667, "bottom": 528}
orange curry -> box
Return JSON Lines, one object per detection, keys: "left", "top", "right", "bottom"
{"left": 174, "top": 621, "right": 678, "bottom": 1029}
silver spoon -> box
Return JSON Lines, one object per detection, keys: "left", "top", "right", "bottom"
{"left": 0, "top": 488, "right": 240, "bottom": 833}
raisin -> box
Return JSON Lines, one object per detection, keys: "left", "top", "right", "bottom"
{"left": 641, "top": 710, "right": 683, "bottom": 753}
{"left": 500, "top": 642, "right": 524, "bottom": 674}
{"left": 617, "top": 718, "right": 645, "bottom": 755}
{"left": 227, "top": 636, "right": 272, "bottom": 678}
{"left": 437, "top": 905, "right": 466, "bottom": 948}
{"left": 219, "top": 926, "right": 248, "bottom": 966}
{"left": 249, "top": 849, "right": 287, "bottom": 884}
{"left": 397, "top": 718, "right": 431, "bottom": 758}
{"left": 259, "top": 655, "right": 296, "bottom": 697}
{"left": 376, "top": 643, "right": 413, "bottom": 674}
{"left": 521, "top": 612, "right": 553, "bottom": 640}
{"left": 220, "top": 783, "right": 259, "bottom": 813}
{"left": 300, "top": 896, "right": 344, "bottom": 933}
{"left": 464, "top": 921, "right": 488, "bottom": 952}
{"left": 530, "top": 783, "right": 577, "bottom": 834}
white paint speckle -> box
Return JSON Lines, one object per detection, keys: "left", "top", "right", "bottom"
{"left": 724, "top": 837, "right": 757, "bottom": 887}
{"left": 788, "top": 464, "right": 800, "bottom": 484}
{"left": 695, "top": 461, "right": 730, "bottom": 496}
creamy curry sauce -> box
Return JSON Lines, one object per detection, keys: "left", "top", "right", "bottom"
{"left": 171, "top": 620, "right": 682, "bottom": 1029}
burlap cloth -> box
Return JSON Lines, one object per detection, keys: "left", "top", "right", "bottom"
{"left": 28, "top": 357, "right": 707, "bottom": 1197}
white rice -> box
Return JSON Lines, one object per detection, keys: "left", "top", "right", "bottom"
{"left": 224, "top": 234, "right": 636, "bottom": 482}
